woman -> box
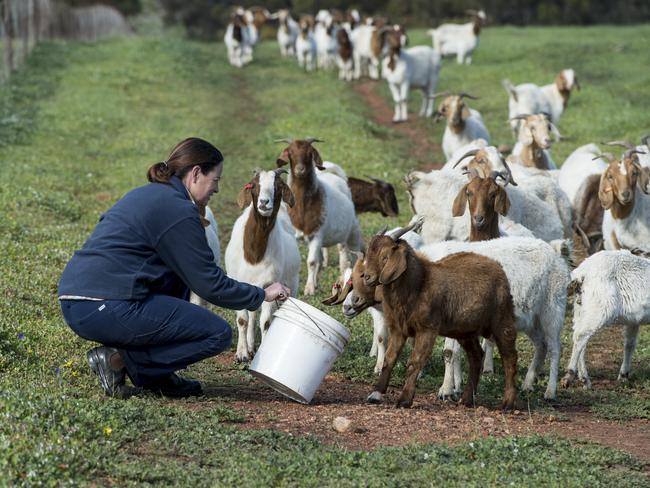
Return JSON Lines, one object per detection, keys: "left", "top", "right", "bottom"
{"left": 58, "top": 137, "right": 290, "bottom": 398}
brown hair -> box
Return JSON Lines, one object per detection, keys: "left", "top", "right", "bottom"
{"left": 147, "top": 137, "right": 224, "bottom": 183}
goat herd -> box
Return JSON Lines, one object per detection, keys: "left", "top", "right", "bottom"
{"left": 215, "top": 6, "right": 650, "bottom": 410}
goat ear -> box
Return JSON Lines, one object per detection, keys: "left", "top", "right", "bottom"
{"left": 237, "top": 185, "right": 253, "bottom": 209}
{"left": 311, "top": 147, "right": 325, "bottom": 170}
{"left": 451, "top": 184, "right": 468, "bottom": 217}
{"left": 276, "top": 148, "right": 290, "bottom": 167}
{"left": 379, "top": 245, "right": 408, "bottom": 284}
{"left": 636, "top": 164, "right": 650, "bottom": 195}
{"left": 494, "top": 187, "right": 510, "bottom": 216}
{"left": 519, "top": 124, "right": 533, "bottom": 146}
{"left": 598, "top": 171, "right": 614, "bottom": 210}
{"left": 281, "top": 181, "right": 295, "bottom": 207}
{"left": 461, "top": 105, "right": 471, "bottom": 120}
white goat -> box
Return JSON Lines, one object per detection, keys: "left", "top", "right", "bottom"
{"left": 503, "top": 69, "right": 580, "bottom": 135}
{"left": 428, "top": 9, "right": 486, "bottom": 64}
{"left": 314, "top": 21, "right": 337, "bottom": 70}
{"left": 274, "top": 9, "right": 299, "bottom": 57}
{"left": 350, "top": 23, "right": 382, "bottom": 80}
{"left": 508, "top": 113, "right": 560, "bottom": 170}
{"left": 190, "top": 205, "right": 220, "bottom": 307}
{"left": 224, "top": 169, "right": 300, "bottom": 362}
{"left": 423, "top": 237, "right": 570, "bottom": 400}
{"left": 562, "top": 250, "right": 650, "bottom": 389}
{"left": 296, "top": 20, "right": 317, "bottom": 72}
{"left": 558, "top": 143, "right": 607, "bottom": 205}
{"left": 434, "top": 93, "right": 490, "bottom": 160}
{"left": 381, "top": 29, "right": 441, "bottom": 122}
{"left": 224, "top": 16, "right": 252, "bottom": 68}
{"left": 276, "top": 138, "right": 363, "bottom": 295}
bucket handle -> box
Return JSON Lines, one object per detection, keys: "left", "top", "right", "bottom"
{"left": 277, "top": 297, "right": 327, "bottom": 337}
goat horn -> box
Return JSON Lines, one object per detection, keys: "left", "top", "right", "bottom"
{"left": 540, "top": 111, "right": 552, "bottom": 120}
{"left": 624, "top": 149, "right": 647, "bottom": 159}
{"left": 452, "top": 149, "right": 479, "bottom": 168}
{"left": 375, "top": 225, "right": 389, "bottom": 236}
{"left": 458, "top": 92, "right": 479, "bottom": 100}
{"left": 274, "top": 168, "right": 289, "bottom": 175}
{"left": 499, "top": 156, "right": 518, "bottom": 186}
{"left": 603, "top": 140, "right": 635, "bottom": 150}
{"left": 274, "top": 138, "right": 293, "bottom": 144}
{"left": 489, "top": 170, "right": 501, "bottom": 180}
{"left": 304, "top": 137, "right": 324, "bottom": 144}
{"left": 388, "top": 219, "right": 420, "bottom": 241}
{"left": 593, "top": 153, "right": 616, "bottom": 163}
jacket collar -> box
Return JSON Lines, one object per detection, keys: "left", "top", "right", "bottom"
{"left": 169, "top": 176, "right": 195, "bottom": 204}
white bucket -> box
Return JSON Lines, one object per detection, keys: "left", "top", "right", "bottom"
{"left": 249, "top": 297, "right": 350, "bottom": 404}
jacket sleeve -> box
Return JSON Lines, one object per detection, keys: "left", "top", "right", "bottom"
{"left": 155, "top": 216, "right": 265, "bottom": 311}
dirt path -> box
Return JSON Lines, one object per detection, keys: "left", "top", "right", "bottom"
{"left": 201, "top": 352, "right": 649, "bottom": 468}
{"left": 352, "top": 80, "right": 444, "bottom": 170}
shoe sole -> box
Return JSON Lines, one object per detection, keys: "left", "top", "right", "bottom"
{"left": 87, "top": 348, "right": 120, "bottom": 397}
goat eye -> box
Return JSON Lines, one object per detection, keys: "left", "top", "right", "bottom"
{"left": 608, "top": 174, "right": 613, "bottom": 180}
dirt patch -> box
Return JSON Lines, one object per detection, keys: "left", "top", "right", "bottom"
{"left": 352, "top": 80, "right": 444, "bottom": 171}
{"left": 200, "top": 352, "right": 649, "bottom": 466}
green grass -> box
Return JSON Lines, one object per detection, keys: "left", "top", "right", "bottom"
{"left": 1, "top": 25, "right": 649, "bottom": 484}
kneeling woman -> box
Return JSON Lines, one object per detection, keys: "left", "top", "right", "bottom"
{"left": 58, "top": 137, "right": 289, "bottom": 398}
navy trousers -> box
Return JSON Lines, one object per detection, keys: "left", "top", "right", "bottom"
{"left": 60, "top": 295, "right": 232, "bottom": 386}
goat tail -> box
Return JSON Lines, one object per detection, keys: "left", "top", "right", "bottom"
{"left": 501, "top": 79, "right": 518, "bottom": 102}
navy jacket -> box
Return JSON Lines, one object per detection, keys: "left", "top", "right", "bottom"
{"left": 58, "top": 176, "right": 265, "bottom": 311}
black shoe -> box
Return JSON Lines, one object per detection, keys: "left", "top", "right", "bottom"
{"left": 143, "top": 373, "right": 203, "bottom": 398}
{"left": 86, "top": 346, "right": 126, "bottom": 397}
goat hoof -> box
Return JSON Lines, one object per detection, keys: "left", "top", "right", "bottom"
{"left": 367, "top": 391, "right": 384, "bottom": 404}
{"left": 396, "top": 399, "right": 412, "bottom": 409}
{"left": 560, "top": 371, "right": 576, "bottom": 388}
{"left": 438, "top": 393, "right": 456, "bottom": 402}
{"left": 617, "top": 373, "right": 629, "bottom": 383}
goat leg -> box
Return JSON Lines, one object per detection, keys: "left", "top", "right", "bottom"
{"left": 491, "top": 330, "right": 518, "bottom": 411}
{"left": 396, "top": 329, "right": 437, "bottom": 408}
{"left": 368, "top": 330, "right": 407, "bottom": 404}
{"left": 458, "top": 337, "right": 484, "bottom": 407}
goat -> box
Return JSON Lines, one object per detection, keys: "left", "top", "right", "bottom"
{"left": 296, "top": 19, "right": 317, "bottom": 72}
{"left": 434, "top": 93, "right": 490, "bottom": 160}
{"left": 336, "top": 28, "right": 354, "bottom": 81}
{"left": 224, "top": 169, "right": 300, "bottom": 362}
{"left": 558, "top": 143, "right": 606, "bottom": 205}
{"left": 224, "top": 14, "right": 252, "bottom": 68}
{"left": 361, "top": 228, "right": 519, "bottom": 410}
{"left": 190, "top": 205, "right": 220, "bottom": 307}
{"left": 597, "top": 150, "right": 650, "bottom": 251}
{"left": 347, "top": 176, "right": 399, "bottom": 217}
{"left": 314, "top": 18, "right": 337, "bottom": 70}
{"left": 350, "top": 20, "right": 389, "bottom": 80}
{"left": 508, "top": 114, "right": 560, "bottom": 170}
{"left": 428, "top": 9, "right": 486, "bottom": 64}
{"left": 274, "top": 9, "right": 299, "bottom": 57}
{"left": 324, "top": 224, "right": 424, "bottom": 375}
{"left": 561, "top": 250, "right": 650, "bottom": 389}
{"left": 503, "top": 69, "right": 580, "bottom": 135}
{"left": 381, "top": 28, "right": 441, "bottom": 122}
{"left": 276, "top": 138, "right": 363, "bottom": 295}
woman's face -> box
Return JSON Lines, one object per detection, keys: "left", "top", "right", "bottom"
{"left": 188, "top": 163, "right": 223, "bottom": 206}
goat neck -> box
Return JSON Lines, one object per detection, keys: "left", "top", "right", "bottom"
{"left": 287, "top": 171, "right": 324, "bottom": 235}
{"left": 554, "top": 72, "right": 571, "bottom": 108}
{"left": 469, "top": 213, "right": 499, "bottom": 242}
{"left": 243, "top": 201, "right": 280, "bottom": 264}
{"left": 519, "top": 139, "right": 548, "bottom": 169}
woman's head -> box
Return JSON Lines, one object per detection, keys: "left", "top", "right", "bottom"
{"left": 147, "top": 137, "right": 224, "bottom": 185}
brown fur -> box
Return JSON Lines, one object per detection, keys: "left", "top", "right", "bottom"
{"left": 573, "top": 173, "right": 604, "bottom": 259}
{"left": 516, "top": 114, "right": 556, "bottom": 169}
{"left": 232, "top": 20, "right": 243, "bottom": 43}
{"left": 452, "top": 175, "right": 509, "bottom": 241}
{"left": 437, "top": 96, "right": 472, "bottom": 135}
{"left": 347, "top": 176, "right": 399, "bottom": 217}
{"left": 276, "top": 140, "right": 326, "bottom": 236}
{"left": 237, "top": 172, "right": 295, "bottom": 264}
{"left": 370, "top": 26, "right": 389, "bottom": 57}
{"left": 363, "top": 236, "right": 518, "bottom": 409}
{"left": 473, "top": 17, "right": 482, "bottom": 35}
{"left": 336, "top": 28, "right": 352, "bottom": 61}
{"left": 555, "top": 72, "right": 571, "bottom": 108}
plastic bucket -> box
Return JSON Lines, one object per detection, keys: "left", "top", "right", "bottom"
{"left": 249, "top": 297, "right": 351, "bottom": 404}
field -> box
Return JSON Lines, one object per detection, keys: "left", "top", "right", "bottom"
{"left": 1, "top": 24, "right": 649, "bottom": 485}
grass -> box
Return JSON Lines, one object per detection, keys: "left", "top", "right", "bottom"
{"left": 0, "top": 24, "right": 649, "bottom": 484}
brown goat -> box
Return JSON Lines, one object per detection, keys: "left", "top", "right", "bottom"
{"left": 336, "top": 28, "right": 353, "bottom": 62}
{"left": 347, "top": 176, "right": 399, "bottom": 217}
{"left": 362, "top": 233, "right": 518, "bottom": 410}
{"left": 598, "top": 151, "right": 649, "bottom": 218}
{"left": 452, "top": 173, "right": 510, "bottom": 241}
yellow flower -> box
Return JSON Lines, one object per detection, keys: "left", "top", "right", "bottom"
{"left": 64, "top": 360, "right": 73, "bottom": 368}
{"left": 103, "top": 427, "right": 112, "bottom": 436}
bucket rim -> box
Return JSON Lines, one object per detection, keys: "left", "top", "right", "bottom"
{"left": 270, "top": 311, "right": 346, "bottom": 354}
{"left": 279, "top": 298, "right": 351, "bottom": 340}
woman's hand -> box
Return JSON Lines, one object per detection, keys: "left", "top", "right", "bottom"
{"left": 264, "top": 282, "right": 291, "bottom": 302}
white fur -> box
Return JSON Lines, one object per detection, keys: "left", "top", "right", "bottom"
{"left": 224, "top": 22, "right": 253, "bottom": 68}
{"left": 423, "top": 236, "right": 570, "bottom": 400}
{"left": 602, "top": 190, "right": 650, "bottom": 250}
{"left": 190, "top": 206, "right": 220, "bottom": 307}
{"left": 224, "top": 171, "right": 301, "bottom": 361}
{"left": 442, "top": 108, "right": 490, "bottom": 160}
{"left": 296, "top": 30, "right": 317, "bottom": 72}
{"left": 350, "top": 24, "right": 380, "bottom": 80}
{"left": 381, "top": 46, "right": 441, "bottom": 122}
{"left": 558, "top": 143, "right": 606, "bottom": 205}
{"left": 427, "top": 10, "right": 485, "bottom": 64}
{"left": 276, "top": 10, "right": 299, "bottom": 57}
{"left": 563, "top": 250, "right": 650, "bottom": 388}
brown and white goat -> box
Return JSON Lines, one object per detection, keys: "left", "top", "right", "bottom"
{"left": 347, "top": 176, "right": 399, "bottom": 217}
{"left": 598, "top": 150, "right": 650, "bottom": 251}
{"left": 508, "top": 114, "right": 560, "bottom": 170}
{"left": 362, "top": 231, "right": 518, "bottom": 409}
{"left": 276, "top": 138, "right": 363, "bottom": 295}
{"left": 434, "top": 93, "right": 491, "bottom": 160}
{"left": 336, "top": 28, "right": 354, "bottom": 81}
{"left": 224, "top": 169, "right": 301, "bottom": 361}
